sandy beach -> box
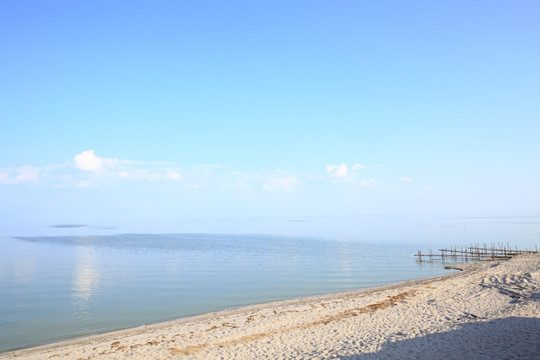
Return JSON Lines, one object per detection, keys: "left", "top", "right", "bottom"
{"left": 2, "top": 253, "right": 539, "bottom": 360}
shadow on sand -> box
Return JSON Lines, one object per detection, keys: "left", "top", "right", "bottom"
{"left": 338, "top": 317, "right": 540, "bottom": 360}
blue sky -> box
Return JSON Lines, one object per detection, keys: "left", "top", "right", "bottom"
{"left": 1, "top": 1, "right": 539, "bottom": 223}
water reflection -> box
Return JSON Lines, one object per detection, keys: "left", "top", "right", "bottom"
{"left": 13, "top": 255, "right": 36, "bottom": 284}
{"left": 72, "top": 245, "right": 100, "bottom": 305}
{"left": 334, "top": 241, "right": 354, "bottom": 286}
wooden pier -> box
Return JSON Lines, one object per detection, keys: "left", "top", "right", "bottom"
{"left": 415, "top": 243, "right": 538, "bottom": 263}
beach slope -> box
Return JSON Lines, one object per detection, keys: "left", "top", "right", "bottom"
{"left": 2, "top": 253, "right": 539, "bottom": 359}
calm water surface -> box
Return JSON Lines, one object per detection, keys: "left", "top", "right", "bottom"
{"left": 0, "top": 215, "right": 538, "bottom": 352}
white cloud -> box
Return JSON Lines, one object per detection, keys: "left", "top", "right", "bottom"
{"left": 74, "top": 150, "right": 105, "bottom": 171}
{"left": 113, "top": 169, "right": 160, "bottom": 181}
{"left": 326, "top": 164, "right": 348, "bottom": 178}
{"left": 263, "top": 177, "right": 299, "bottom": 192}
{"left": 0, "top": 170, "right": 10, "bottom": 184}
{"left": 16, "top": 166, "right": 39, "bottom": 183}
{"left": 326, "top": 163, "right": 380, "bottom": 188}
{"left": 399, "top": 177, "right": 412, "bottom": 182}
{"left": 3, "top": 153, "right": 385, "bottom": 195}
{"left": 0, "top": 167, "right": 40, "bottom": 184}
{"left": 164, "top": 172, "right": 183, "bottom": 181}
{"left": 73, "top": 150, "right": 117, "bottom": 172}
{"left": 71, "top": 151, "right": 184, "bottom": 183}
{"left": 327, "top": 163, "right": 381, "bottom": 180}
{"left": 222, "top": 182, "right": 253, "bottom": 191}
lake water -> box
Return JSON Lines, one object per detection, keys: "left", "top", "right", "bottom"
{"left": 0, "top": 215, "right": 538, "bottom": 352}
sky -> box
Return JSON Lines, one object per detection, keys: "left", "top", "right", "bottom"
{"left": 1, "top": 1, "right": 539, "bottom": 224}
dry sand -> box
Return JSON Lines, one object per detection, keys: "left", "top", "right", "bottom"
{"left": 2, "top": 253, "right": 539, "bottom": 360}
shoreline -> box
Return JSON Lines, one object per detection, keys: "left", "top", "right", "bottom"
{"left": 1, "top": 263, "right": 469, "bottom": 354}
{"left": 2, "top": 254, "right": 539, "bottom": 359}
{"left": 0, "top": 262, "right": 467, "bottom": 354}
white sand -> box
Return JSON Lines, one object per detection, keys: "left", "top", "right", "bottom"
{"left": 2, "top": 253, "right": 539, "bottom": 360}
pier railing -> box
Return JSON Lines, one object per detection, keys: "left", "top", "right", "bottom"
{"left": 415, "top": 244, "right": 538, "bottom": 263}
